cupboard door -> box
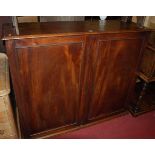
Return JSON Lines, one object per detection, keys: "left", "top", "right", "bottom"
{"left": 86, "top": 36, "right": 143, "bottom": 121}
{"left": 13, "top": 37, "right": 85, "bottom": 137}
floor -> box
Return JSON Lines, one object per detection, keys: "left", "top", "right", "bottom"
{"left": 53, "top": 110, "right": 155, "bottom": 139}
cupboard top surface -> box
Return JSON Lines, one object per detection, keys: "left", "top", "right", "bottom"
{"left": 3, "top": 20, "right": 151, "bottom": 40}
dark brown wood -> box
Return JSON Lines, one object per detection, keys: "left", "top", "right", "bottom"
{"left": 138, "top": 45, "right": 155, "bottom": 81}
{"left": 84, "top": 35, "right": 144, "bottom": 122}
{"left": 37, "top": 110, "right": 128, "bottom": 139}
{"left": 0, "top": 16, "right": 12, "bottom": 51}
{"left": 137, "top": 32, "right": 155, "bottom": 82}
{"left": 3, "top": 21, "right": 151, "bottom": 138}
{"left": 6, "top": 36, "right": 86, "bottom": 138}
{"left": 0, "top": 16, "right": 12, "bottom": 38}
{"left": 129, "top": 32, "right": 155, "bottom": 116}
{"left": 128, "top": 80, "right": 155, "bottom": 116}
{"left": 3, "top": 20, "right": 151, "bottom": 40}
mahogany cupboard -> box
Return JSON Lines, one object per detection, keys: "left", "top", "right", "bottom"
{"left": 3, "top": 21, "right": 151, "bottom": 138}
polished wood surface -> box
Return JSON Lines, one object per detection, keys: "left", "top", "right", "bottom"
{"left": 85, "top": 36, "right": 143, "bottom": 121}
{"left": 3, "top": 20, "right": 151, "bottom": 40}
{"left": 129, "top": 32, "right": 155, "bottom": 116}
{"left": 16, "top": 37, "right": 85, "bottom": 135}
{"left": 3, "top": 21, "right": 151, "bottom": 138}
{"left": 139, "top": 46, "right": 155, "bottom": 80}
{"left": 6, "top": 36, "right": 86, "bottom": 138}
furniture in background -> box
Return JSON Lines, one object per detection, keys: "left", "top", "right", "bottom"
{"left": 132, "top": 16, "right": 155, "bottom": 28}
{"left": 136, "top": 16, "right": 146, "bottom": 28}
{"left": 16, "top": 16, "right": 122, "bottom": 24}
{"left": 0, "top": 16, "right": 12, "bottom": 52}
{"left": 0, "top": 53, "right": 18, "bottom": 138}
{"left": 128, "top": 32, "right": 155, "bottom": 116}
{"left": 85, "top": 16, "right": 121, "bottom": 21}
{"left": 39, "top": 16, "right": 85, "bottom": 22}
{"left": 3, "top": 20, "right": 151, "bottom": 138}
{"left": 17, "top": 16, "right": 39, "bottom": 23}
{"left": 121, "top": 16, "right": 132, "bottom": 23}
{"left": 85, "top": 16, "right": 100, "bottom": 21}
{"left": 10, "top": 16, "right": 122, "bottom": 24}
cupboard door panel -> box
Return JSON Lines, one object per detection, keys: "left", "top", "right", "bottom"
{"left": 15, "top": 40, "right": 84, "bottom": 135}
{"left": 87, "top": 38, "right": 143, "bottom": 120}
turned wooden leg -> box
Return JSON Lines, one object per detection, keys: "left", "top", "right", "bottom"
{"left": 134, "top": 82, "right": 148, "bottom": 113}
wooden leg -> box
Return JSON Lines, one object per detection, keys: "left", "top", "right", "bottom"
{"left": 134, "top": 82, "right": 148, "bottom": 113}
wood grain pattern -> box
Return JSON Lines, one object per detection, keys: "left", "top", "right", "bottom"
{"left": 83, "top": 35, "right": 143, "bottom": 121}
{"left": 15, "top": 38, "right": 85, "bottom": 135}
{"left": 128, "top": 32, "right": 155, "bottom": 116}
{"left": 139, "top": 46, "right": 155, "bottom": 80}
{"left": 3, "top": 21, "right": 151, "bottom": 138}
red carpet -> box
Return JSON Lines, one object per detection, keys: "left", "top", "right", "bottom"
{"left": 54, "top": 111, "right": 155, "bottom": 139}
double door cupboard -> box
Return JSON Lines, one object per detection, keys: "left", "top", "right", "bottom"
{"left": 3, "top": 21, "right": 151, "bottom": 138}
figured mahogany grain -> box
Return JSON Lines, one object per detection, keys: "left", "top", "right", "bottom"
{"left": 85, "top": 36, "right": 143, "bottom": 121}
{"left": 3, "top": 21, "right": 151, "bottom": 138}
{"left": 15, "top": 38, "right": 85, "bottom": 135}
